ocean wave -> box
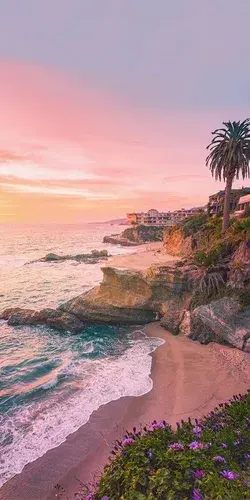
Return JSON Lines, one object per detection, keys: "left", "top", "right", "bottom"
{"left": 0, "top": 335, "right": 164, "bottom": 487}
{"left": 40, "top": 376, "right": 59, "bottom": 390}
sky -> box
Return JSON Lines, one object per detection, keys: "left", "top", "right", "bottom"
{"left": 0, "top": 0, "right": 250, "bottom": 223}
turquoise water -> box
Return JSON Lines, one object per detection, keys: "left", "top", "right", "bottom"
{"left": 0, "top": 224, "right": 163, "bottom": 486}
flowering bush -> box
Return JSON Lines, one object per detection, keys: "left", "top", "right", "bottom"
{"left": 88, "top": 391, "right": 250, "bottom": 499}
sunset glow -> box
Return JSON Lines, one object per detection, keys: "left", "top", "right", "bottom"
{"left": 0, "top": 61, "right": 246, "bottom": 223}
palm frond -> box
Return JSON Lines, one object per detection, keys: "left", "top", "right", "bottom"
{"left": 206, "top": 119, "right": 250, "bottom": 182}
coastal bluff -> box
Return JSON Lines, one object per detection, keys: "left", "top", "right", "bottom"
{"left": 103, "top": 224, "right": 165, "bottom": 246}
{"left": 0, "top": 261, "right": 193, "bottom": 328}
{"left": 1, "top": 216, "right": 250, "bottom": 352}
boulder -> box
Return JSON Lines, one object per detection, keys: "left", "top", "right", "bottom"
{"left": 91, "top": 249, "right": 108, "bottom": 257}
{"left": 179, "top": 297, "right": 250, "bottom": 350}
{"left": 160, "top": 296, "right": 191, "bottom": 334}
{"left": 44, "top": 253, "right": 64, "bottom": 261}
{"left": 0, "top": 307, "right": 85, "bottom": 333}
{"left": 103, "top": 235, "right": 139, "bottom": 246}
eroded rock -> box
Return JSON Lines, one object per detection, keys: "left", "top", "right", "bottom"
{"left": 0, "top": 307, "right": 85, "bottom": 333}
{"left": 179, "top": 297, "right": 250, "bottom": 350}
{"left": 160, "top": 296, "right": 191, "bottom": 335}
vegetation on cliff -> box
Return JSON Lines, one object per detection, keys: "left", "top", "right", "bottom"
{"left": 160, "top": 213, "right": 250, "bottom": 346}
{"left": 121, "top": 225, "right": 165, "bottom": 243}
{"left": 164, "top": 214, "right": 250, "bottom": 303}
{"left": 103, "top": 225, "right": 165, "bottom": 245}
{"left": 80, "top": 392, "right": 250, "bottom": 499}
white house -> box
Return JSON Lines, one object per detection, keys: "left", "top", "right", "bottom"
{"left": 234, "top": 194, "right": 250, "bottom": 217}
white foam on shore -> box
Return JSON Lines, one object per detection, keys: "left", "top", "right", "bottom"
{"left": 0, "top": 334, "right": 164, "bottom": 487}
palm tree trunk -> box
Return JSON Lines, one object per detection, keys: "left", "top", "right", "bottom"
{"left": 222, "top": 175, "right": 233, "bottom": 234}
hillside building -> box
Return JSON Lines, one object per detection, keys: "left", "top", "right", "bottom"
{"left": 208, "top": 187, "right": 250, "bottom": 216}
{"left": 234, "top": 194, "right": 250, "bottom": 217}
{"left": 127, "top": 207, "right": 205, "bottom": 225}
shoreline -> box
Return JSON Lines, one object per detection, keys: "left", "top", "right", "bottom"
{"left": 1, "top": 323, "right": 249, "bottom": 500}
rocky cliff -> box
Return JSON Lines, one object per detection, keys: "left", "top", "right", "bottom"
{"left": 59, "top": 263, "right": 193, "bottom": 324}
{"left": 163, "top": 224, "right": 221, "bottom": 257}
{"left": 179, "top": 297, "right": 250, "bottom": 352}
{"left": 1, "top": 217, "right": 250, "bottom": 353}
{"left": 0, "top": 263, "right": 193, "bottom": 329}
{"left": 103, "top": 225, "right": 165, "bottom": 246}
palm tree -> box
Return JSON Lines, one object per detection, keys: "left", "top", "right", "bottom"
{"left": 206, "top": 119, "right": 250, "bottom": 234}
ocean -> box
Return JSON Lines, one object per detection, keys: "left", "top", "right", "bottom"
{"left": 0, "top": 224, "right": 163, "bottom": 487}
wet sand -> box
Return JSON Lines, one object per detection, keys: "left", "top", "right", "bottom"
{"left": 1, "top": 323, "right": 249, "bottom": 500}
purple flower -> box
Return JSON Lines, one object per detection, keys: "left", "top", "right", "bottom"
{"left": 149, "top": 421, "right": 165, "bottom": 431}
{"left": 213, "top": 455, "right": 226, "bottom": 463}
{"left": 193, "top": 425, "right": 202, "bottom": 437}
{"left": 192, "top": 488, "right": 203, "bottom": 500}
{"left": 101, "top": 497, "right": 110, "bottom": 500}
{"left": 147, "top": 449, "right": 154, "bottom": 459}
{"left": 86, "top": 495, "right": 95, "bottom": 500}
{"left": 204, "top": 442, "right": 212, "bottom": 449}
{"left": 189, "top": 441, "right": 204, "bottom": 450}
{"left": 220, "top": 470, "right": 239, "bottom": 480}
{"left": 121, "top": 438, "right": 134, "bottom": 447}
{"left": 244, "top": 453, "right": 250, "bottom": 461}
{"left": 168, "top": 442, "right": 184, "bottom": 451}
{"left": 192, "top": 469, "right": 205, "bottom": 480}
{"left": 234, "top": 440, "right": 240, "bottom": 446}
{"left": 220, "top": 443, "right": 228, "bottom": 449}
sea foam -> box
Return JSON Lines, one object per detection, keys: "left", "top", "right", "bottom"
{"left": 0, "top": 334, "right": 164, "bottom": 487}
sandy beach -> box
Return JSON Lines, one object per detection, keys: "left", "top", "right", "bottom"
{"left": 1, "top": 322, "right": 249, "bottom": 500}
{"left": 106, "top": 242, "right": 179, "bottom": 270}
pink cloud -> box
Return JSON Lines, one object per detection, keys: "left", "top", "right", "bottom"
{"left": 0, "top": 59, "right": 247, "bottom": 222}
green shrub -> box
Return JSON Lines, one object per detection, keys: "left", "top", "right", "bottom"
{"left": 122, "top": 225, "right": 164, "bottom": 243}
{"left": 205, "top": 216, "right": 223, "bottom": 232}
{"left": 137, "top": 225, "right": 165, "bottom": 242}
{"left": 232, "top": 218, "right": 250, "bottom": 235}
{"left": 183, "top": 214, "right": 208, "bottom": 237}
{"left": 193, "top": 242, "right": 234, "bottom": 269}
{"left": 88, "top": 392, "right": 250, "bottom": 499}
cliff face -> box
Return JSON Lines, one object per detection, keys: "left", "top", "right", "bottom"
{"left": 1, "top": 263, "right": 194, "bottom": 329}
{"left": 180, "top": 297, "right": 250, "bottom": 351}
{"left": 163, "top": 227, "right": 192, "bottom": 256}
{"left": 59, "top": 263, "right": 193, "bottom": 324}
{"left": 163, "top": 225, "right": 218, "bottom": 257}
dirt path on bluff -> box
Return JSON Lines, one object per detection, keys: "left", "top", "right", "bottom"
{"left": 1, "top": 324, "right": 249, "bottom": 500}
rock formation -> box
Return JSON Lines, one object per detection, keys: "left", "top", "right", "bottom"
{"left": 103, "top": 225, "right": 165, "bottom": 246}
{"left": 1, "top": 218, "right": 250, "bottom": 352}
{"left": 59, "top": 264, "right": 193, "bottom": 325}
{"left": 179, "top": 297, "right": 250, "bottom": 351}
{"left": 0, "top": 263, "right": 194, "bottom": 331}
{"left": 25, "top": 249, "right": 110, "bottom": 265}
{"left": 1, "top": 307, "right": 85, "bottom": 333}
